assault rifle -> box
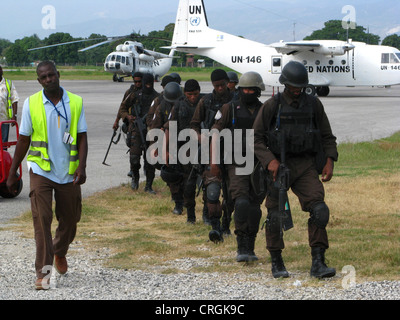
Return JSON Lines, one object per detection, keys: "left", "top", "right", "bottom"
{"left": 102, "top": 128, "right": 121, "bottom": 166}
{"left": 132, "top": 103, "right": 148, "bottom": 152}
{"left": 274, "top": 129, "right": 294, "bottom": 237}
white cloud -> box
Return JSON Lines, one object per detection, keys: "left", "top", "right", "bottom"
{"left": 386, "top": 25, "right": 400, "bottom": 35}
{"left": 94, "top": 11, "right": 108, "bottom": 19}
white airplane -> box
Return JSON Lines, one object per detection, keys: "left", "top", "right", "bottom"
{"left": 167, "top": 0, "right": 400, "bottom": 96}
{"left": 29, "top": 37, "right": 175, "bottom": 82}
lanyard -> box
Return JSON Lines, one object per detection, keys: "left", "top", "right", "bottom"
{"left": 44, "top": 90, "right": 69, "bottom": 131}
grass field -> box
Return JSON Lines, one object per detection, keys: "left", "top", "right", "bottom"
{"left": 9, "top": 131, "right": 400, "bottom": 286}
{"left": 3, "top": 66, "right": 232, "bottom": 81}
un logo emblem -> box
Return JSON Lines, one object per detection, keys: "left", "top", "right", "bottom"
{"left": 190, "top": 17, "right": 201, "bottom": 26}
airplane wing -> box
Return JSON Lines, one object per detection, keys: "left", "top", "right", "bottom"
{"left": 270, "top": 41, "right": 321, "bottom": 55}
{"left": 270, "top": 40, "right": 355, "bottom": 56}
{"left": 162, "top": 45, "right": 215, "bottom": 50}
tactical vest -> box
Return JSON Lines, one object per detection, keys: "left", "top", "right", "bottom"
{"left": 175, "top": 96, "right": 199, "bottom": 131}
{"left": 131, "top": 90, "right": 158, "bottom": 117}
{"left": 27, "top": 90, "right": 82, "bottom": 174}
{"left": 267, "top": 93, "right": 321, "bottom": 155}
{"left": 230, "top": 99, "right": 262, "bottom": 158}
{"left": 202, "top": 91, "right": 233, "bottom": 129}
{"left": 158, "top": 96, "right": 174, "bottom": 125}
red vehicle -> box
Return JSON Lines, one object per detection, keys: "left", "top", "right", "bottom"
{"left": 0, "top": 120, "right": 23, "bottom": 198}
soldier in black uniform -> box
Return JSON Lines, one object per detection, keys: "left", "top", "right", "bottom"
{"left": 113, "top": 72, "right": 143, "bottom": 178}
{"left": 227, "top": 71, "right": 239, "bottom": 100}
{"left": 190, "top": 69, "right": 234, "bottom": 243}
{"left": 152, "top": 81, "right": 186, "bottom": 215}
{"left": 211, "top": 71, "right": 266, "bottom": 261}
{"left": 119, "top": 73, "right": 159, "bottom": 193}
{"left": 113, "top": 72, "right": 143, "bottom": 131}
{"left": 253, "top": 61, "right": 338, "bottom": 278}
{"left": 164, "top": 79, "right": 202, "bottom": 223}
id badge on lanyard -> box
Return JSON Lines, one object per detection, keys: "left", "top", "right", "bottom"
{"left": 46, "top": 91, "right": 74, "bottom": 145}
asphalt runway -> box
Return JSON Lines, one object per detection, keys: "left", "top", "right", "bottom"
{"left": 1, "top": 79, "right": 400, "bottom": 225}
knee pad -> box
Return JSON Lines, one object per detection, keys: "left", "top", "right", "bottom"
{"left": 309, "top": 202, "right": 330, "bottom": 228}
{"left": 206, "top": 182, "right": 221, "bottom": 204}
{"left": 234, "top": 197, "right": 250, "bottom": 224}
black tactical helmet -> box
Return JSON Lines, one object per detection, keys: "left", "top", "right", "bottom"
{"left": 160, "top": 165, "right": 183, "bottom": 183}
{"left": 279, "top": 61, "right": 309, "bottom": 87}
{"left": 227, "top": 71, "right": 239, "bottom": 83}
{"left": 163, "top": 82, "right": 182, "bottom": 102}
{"left": 169, "top": 72, "right": 182, "bottom": 84}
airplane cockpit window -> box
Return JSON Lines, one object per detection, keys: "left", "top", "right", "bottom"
{"left": 381, "top": 53, "right": 400, "bottom": 64}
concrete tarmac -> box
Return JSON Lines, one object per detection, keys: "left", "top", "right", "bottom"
{"left": 1, "top": 79, "right": 399, "bottom": 225}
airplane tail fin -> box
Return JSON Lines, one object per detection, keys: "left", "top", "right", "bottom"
{"left": 172, "top": 0, "right": 213, "bottom": 49}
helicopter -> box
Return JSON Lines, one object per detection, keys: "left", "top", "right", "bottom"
{"left": 29, "top": 35, "right": 175, "bottom": 82}
{"left": 102, "top": 40, "right": 175, "bottom": 82}
{"left": 167, "top": 0, "right": 400, "bottom": 96}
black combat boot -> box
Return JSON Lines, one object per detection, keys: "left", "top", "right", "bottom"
{"left": 172, "top": 201, "right": 183, "bottom": 215}
{"left": 310, "top": 247, "right": 336, "bottom": 278}
{"left": 236, "top": 234, "right": 249, "bottom": 262}
{"left": 144, "top": 177, "right": 156, "bottom": 194}
{"left": 131, "top": 172, "right": 139, "bottom": 190}
{"left": 209, "top": 218, "right": 223, "bottom": 243}
{"left": 270, "top": 250, "right": 289, "bottom": 278}
{"left": 247, "top": 235, "right": 258, "bottom": 262}
{"left": 187, "top": 206, "right": 196, "bottom": 224}
{"left": 131, "top": 178, "right": 139, "bottom": 190}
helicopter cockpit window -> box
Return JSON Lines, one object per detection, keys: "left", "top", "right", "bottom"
{"left": 111, "top": 55, "right": 116, "bottom": 61}
{"left": 116, "top": 55, "right": 121, "bottom": 62}
{"left": 121, "top": 56, "right": 125, "bottom": 64}
{"left": 126, "top": 58, "right": 130, "bottom": 65}
{"left": 382, "top": 53, "right": 400, "bottom": 64}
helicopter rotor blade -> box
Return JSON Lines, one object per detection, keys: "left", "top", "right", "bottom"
{"left": 27, "top": 38, "right": 107, "bottom": 51}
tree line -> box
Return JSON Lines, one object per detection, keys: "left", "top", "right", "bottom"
{"left": 1, "top": 21, "right": 399, "bottom": 66}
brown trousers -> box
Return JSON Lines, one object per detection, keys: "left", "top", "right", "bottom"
{"left": 29, "top": 171, "right": 82, "bottom": 279}
{"left": 265, "top": 155, "right": 329, "bottom": 251}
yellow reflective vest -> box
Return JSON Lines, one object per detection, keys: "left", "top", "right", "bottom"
{"left": 5, "top": 79, "right": 13, "bottom": 118}
{"left": 27, "top": 90, "right": 82, "bottom": 174}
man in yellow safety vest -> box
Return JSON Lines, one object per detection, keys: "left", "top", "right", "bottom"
{"left": 7, "top": 61, "right": 88, "bottom": 290}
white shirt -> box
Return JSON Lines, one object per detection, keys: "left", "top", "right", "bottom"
{"left": 0, "top": 77, "right": 19, "bottom": 121}
{"left": 20, "top": 87, "right": 87, "bottom": 184}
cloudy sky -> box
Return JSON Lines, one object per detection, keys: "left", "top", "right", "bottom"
{"left": 3, "top": 0, "right": 400, "bottom": 44}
